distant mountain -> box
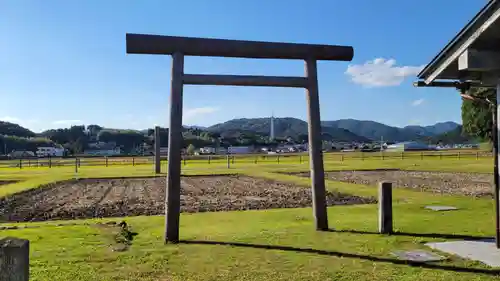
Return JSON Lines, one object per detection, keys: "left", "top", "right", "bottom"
{"left": 423, "top": 125, "right": 475, "bottom": 144}
{"left": 0, "top": 121, "right": 35, "bottom": 138}
{"left": 322, "top": 119, "right": 461, "bottom": 142}
{"left": 207, "top": 117, "right": 370, "bottom": 142}
{"left": 185, "top": 125, "right": 207, "bottom": 130}
{"left": 322, "top": 119, "right": 415, "bottom": 141}
{"left": 422, "top": 121, "right": 461, "bottom": 135}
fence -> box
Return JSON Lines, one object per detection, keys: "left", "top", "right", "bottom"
{"left": 0, "top": 150, "right": 493, "bottom": 169}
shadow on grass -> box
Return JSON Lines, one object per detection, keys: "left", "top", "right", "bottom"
{"left": 329, "top": 229, "right": 492, "bottom": 241}
{"left": 179, "top": 240, "right": 500, "bottom": 276}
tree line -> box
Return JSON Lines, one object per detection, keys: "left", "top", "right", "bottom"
{"left": 0, "top": 123, "right": 290, "bottom": 155}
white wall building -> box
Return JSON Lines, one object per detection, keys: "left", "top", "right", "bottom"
{"left": 386, "top": 141, "right": 432, "bottom": 152}
{"left": 84, "top": 142, "right": 122, "bottom": 156}
{"left": 228, "top": 146, "right": 253, "bottom": 154}
{"left": 36, "top": 147, "right": 65, "bottom": 157}
{"left": 199, "top": 147, "right": 216, "bottom": 154}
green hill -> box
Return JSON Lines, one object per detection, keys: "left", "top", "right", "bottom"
{"left": 207, "top": 117, "right": 370, "bottom": 142}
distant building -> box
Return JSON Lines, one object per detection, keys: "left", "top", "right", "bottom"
{"left": 36, "top": 147, "right": 65, "bottom": 157}
{"left": 199, "top": 147, "right": 216, "bottom": 154}
{"left": 8, "top": 150, "right": 35, "bottom": 159}
{"left": 386, "top": 141, "right": 433, "bottom": 151}
{"left": 84, "top": 142, "right": 122, "bottom": 156}
{"left": 217, "top": 147, "right": 228, "bottom": 155}
{"left": 159, "top": 147, "right": 169, "bottom": 156}
{"left": 228, "top": 146, "right": 253, "bottom": 154}
{"left": 277, "top": 144, "right": 299, "bottom": 153}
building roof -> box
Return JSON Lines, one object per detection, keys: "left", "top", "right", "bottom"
{"left": 417, "top": 0, "right": 500, "bottom": 84}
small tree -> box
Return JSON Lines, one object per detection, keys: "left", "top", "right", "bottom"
{"left": 461, "top": 87, "right": 496, "bottom": 144}
{"left": 186, "top": 144, "right": 196, "bottom": 155}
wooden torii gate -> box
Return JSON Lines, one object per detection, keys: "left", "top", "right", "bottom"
{"left": 126, "top": 34, "right": 354, "bottom": 243}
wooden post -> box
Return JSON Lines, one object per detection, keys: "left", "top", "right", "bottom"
{"left": 458, "top": 152, "right": 461, "bottom": 159}
{"left": 165, "top": 52, "right": 184, "bottom": 244}
{"left": 305, "top": 58, "right": 328, "bottom": 231}
{"left": 299, "top": 155, "right": 302, "bottom": 163}
{"left": 48, "top": 156, "right": 52, "bottom": 168}
{"left": 132, "top": 157, "right": 135, "bottom": 166}
{"left": 401, "top": 152, "right": 404, "bottom": 160}
{"left": 105, "top": 156, "right": 108, "bottom": 167}
{"left": 154, "top": 126, "right": 161, "bottom": 173}
{"left": 183, "top": 156, "right": 186, "bottom": 166}
{"left": 378, "top": 182, "right": 393, "bottom": 234}
{"left": 361, "top": 152, "right": 364, "bottom": 161}
{"left": 28, "top": 159, "right": 31, "bottom": 167}
{"left": 476, "top": 151, "right": 480, "bottom": 160}
{"left": 75, "top": 158, "right": 78, "bottom": 173}
{"left": 340, "top": 154, "right": 343, "bottom": 162}
{"left": 226, "top": 155, "right": 230, "bottom": 169}
{"left": 208, "top": 155, "right": 211, "bottom": 164}
{"left": 277, "top": 155, "right": 280, "bottom": 164}
{"left": 0, "top": 237, "right": 30, "bottom": 281}
{"left": 494, "top": 80, "right": 500, "bottom": 248}
{"left": 19, "top": 159, "right": 22, "bottom": 169}
{"left": 420, "top": 151, "right": 423, "bottom": 160}
{"left": 231, "top": 156, "right": 235, "bottom": 164}
{"left": 254, "top": 156, "right": 257, "bottom": 164}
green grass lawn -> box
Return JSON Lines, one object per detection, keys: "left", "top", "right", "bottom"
{"left": 1, "top": 158, "right": 500, "bottom": 280}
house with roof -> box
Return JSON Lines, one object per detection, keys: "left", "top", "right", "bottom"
{"left": 84, "top": 142, "right": 122, "bottom": 156}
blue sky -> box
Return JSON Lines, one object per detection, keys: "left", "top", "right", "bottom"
{"left": 0, "top": 0, "right": 485, "bottom": 132}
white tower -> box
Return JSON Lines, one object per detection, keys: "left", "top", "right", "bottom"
{"left": 270, "top": 113, "right": 275, "bottom": 141}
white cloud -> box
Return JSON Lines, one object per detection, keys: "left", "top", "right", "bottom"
{"left": 52, "top": 119, "right": 83, "bottom": 126}
{"left": 345, "top": 58, "right": 424, "bottom": 87}
{"left": 411, "top": 98, "right": 425, "bottom": 106}
{"left": 183, "top": 107, "right": 219, "bottom": 122}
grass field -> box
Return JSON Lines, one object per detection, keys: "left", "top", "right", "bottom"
{"left": 1, "top": 157, "right": 500, "bottom": 280}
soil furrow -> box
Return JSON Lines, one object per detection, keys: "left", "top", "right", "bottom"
{"left": 0, "top": 176, "right": 375, "bottom": 222}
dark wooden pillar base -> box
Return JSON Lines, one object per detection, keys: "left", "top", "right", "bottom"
{"left": 165, "top": 52, "right": 184, "bottom": 243}
{"left": 305, "top": 58, "right": 328, "bottom": 231}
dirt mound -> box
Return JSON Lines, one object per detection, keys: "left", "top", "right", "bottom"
{"left": 0, "top": 175, "right": 375, "bottom": 222}
{"left": 293, "top": 170, "right": 492, "bottom": 197}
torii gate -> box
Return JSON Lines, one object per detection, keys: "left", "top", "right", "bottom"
{"left": 126, "top": 33, "right": 354, "bottom": 243}
{"left": 415, "top": 0, "right": 500, "bottom": 248}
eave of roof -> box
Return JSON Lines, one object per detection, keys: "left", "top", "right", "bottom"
{"left": 417, "top": 0, "right": 499, "bottom": 81}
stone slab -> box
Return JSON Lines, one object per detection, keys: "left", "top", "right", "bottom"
{"left": 424, "top": 205, "right": 459, "bottom": 211}
{"left": 391, "top": 250, "right": 445, "bottom": 262}
{"left": 426, "top": 239, "right": 500, "bottom": 267}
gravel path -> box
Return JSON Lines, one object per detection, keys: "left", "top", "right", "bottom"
{"left": 0, "top": 175, "right": 375, "bottom": 222}
{"left": 293, "top": 170, "right": 493, "bottom": 197}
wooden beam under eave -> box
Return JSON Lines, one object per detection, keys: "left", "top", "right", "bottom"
{"left": 183, "top": 74, "right": 308, "bottom": 88}
{"left": 422, "top": 1, "right": 500, "bottom": 84}
{"left": 459, "top": 48, "right": 500, "bottom": 72}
